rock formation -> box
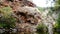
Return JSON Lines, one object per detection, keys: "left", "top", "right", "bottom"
{"left": 0, "top": 0, "right": 41, "bottom": 34}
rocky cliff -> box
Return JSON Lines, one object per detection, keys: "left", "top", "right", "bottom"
{"left": 0, "top": 0, "right": 41, "bottom": 34}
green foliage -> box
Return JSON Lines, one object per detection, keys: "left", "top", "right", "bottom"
{"left": 36, "top": 23, "right": 48, "bottom": 34}
{"left": 0, "top": 6, "right": 12, "bottom": 18}
{"left": 37, "top": 7, "right": 45, "bottom": 12}
{"left": 54, "top": 13, "right": 60, "bottom": 28}
{"left": 36, "top": 23, "right": 47, "bottom": 32}
{"left": 0, "top": 6, "right": 16, "bottom": 28}
{"left": 54, "top": 0, "right": 60, "bottom": 10}
{"left": 37, "top": 23, "right": 45, "bottom": 29}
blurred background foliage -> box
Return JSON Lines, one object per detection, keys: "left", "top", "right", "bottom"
{"left": 54, "top": 13, "right": 60, "bottom": 28}
{"left": 54, "top": 0, "right": 60, "bottom": 10}
{"left": 53, "top": 0, "right": 60, "bottom": 29}
{"left": 37, "top": 7, "right": 45, "bottom": 12}
{"left": 37, "top": 0, "right": 60, "bottom": 33}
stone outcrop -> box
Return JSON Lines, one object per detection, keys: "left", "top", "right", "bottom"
{"left": 13, "top": 6, "right": 41, "bottom": 32}
{"left": 0, "top": 0, "right": 41, "bottom": 34}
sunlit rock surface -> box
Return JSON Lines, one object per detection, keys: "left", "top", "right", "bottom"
{"left": 13, "top": 6, "right": 41, "bottom": 33}
{"left": 0, "top": 0, "right": 41, "bottom": 34}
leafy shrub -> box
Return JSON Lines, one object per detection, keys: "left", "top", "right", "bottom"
{"left": 36, "top": 23, "right": 47, "bottom": 32}
{"left": 0, "top": 6, "right": 16, "bottom": 28}
{"left": 36, "top": 23, "right": 48, "bottom": 34}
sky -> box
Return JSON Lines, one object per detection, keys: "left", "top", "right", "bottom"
{"left": 33, "top": 0, "right": 54, "bottom": 7}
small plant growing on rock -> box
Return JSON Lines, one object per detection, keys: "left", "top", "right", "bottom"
{"left": 36, "top": 23, "right": 48, "bottom": 34}
{"left": 0, "top": 6, "right": 16, "bottom": 29}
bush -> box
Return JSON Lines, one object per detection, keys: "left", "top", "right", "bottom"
{"left": 36, "top": 23, "right": 48, "bottom": 33}
{"left": 0, "top": 6, "right": 16, "bottom": 29}
{"left": 36, "top": 23, "right": 48, "bottom": 34}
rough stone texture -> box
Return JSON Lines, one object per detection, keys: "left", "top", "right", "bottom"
{"left": 12, "top": 6, "right": 41, "bottom": 34}
{"left": 0, "top": 0, "right": 41, "bottom": 34}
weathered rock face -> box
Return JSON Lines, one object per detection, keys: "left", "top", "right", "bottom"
{"left": 13, "top": 6, "right": 41, "bottom": 28}
{"left": 0, "top": 0, "right": 36, "bottom": 7}
{"left": 12, "top": 7, "right": 41, "bottom": 34}
{"left": 0, "top": 0, "right": 41, "bottom": 34}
